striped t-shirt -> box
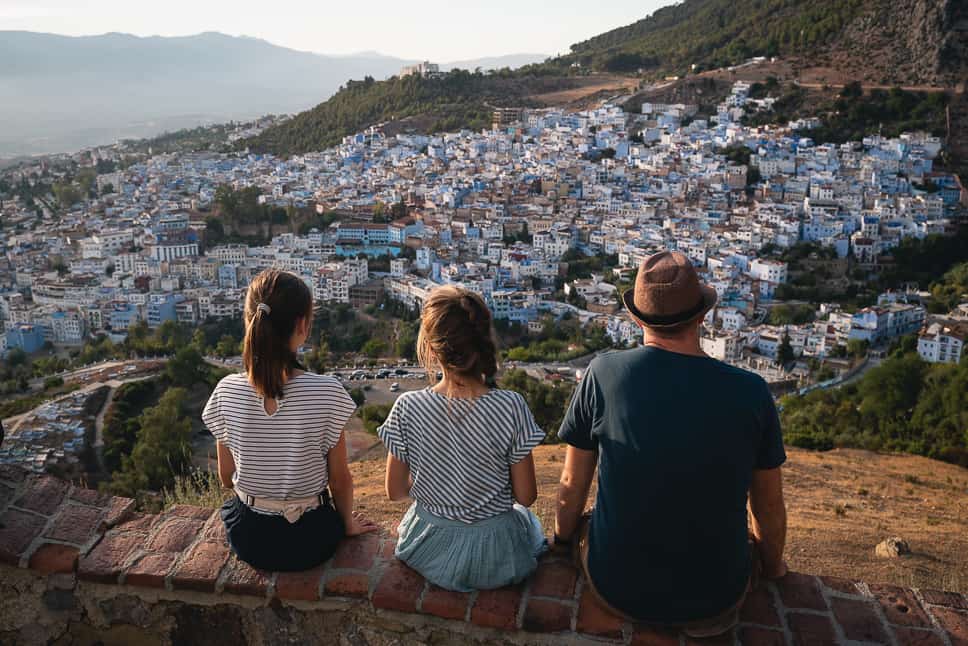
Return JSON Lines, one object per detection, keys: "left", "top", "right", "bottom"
{"left": 377, "top": 387, "right": 545, "bottom": 523}
{"left": 202, "top": 372, "right": 356, "bottom": 499}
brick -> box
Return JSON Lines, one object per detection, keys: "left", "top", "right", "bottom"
{"left": 113, "top": 513, "right": 158, "bottom": 533}
{"left": 471, "top": 586, "right": 523, "bottom": 630}
{"left": 275, "top": 566, "right": 325, "bottom": 601}
{"left": 170, "top": 540, "right": 229, "bottom": 592}
{"left": 331, "top": 533, "right": 380, "bottom": 571}
{"left": 739, "top": 586, "right": 781, "bottom": 627}
{"left": 523, "top": 598, "right": 572, "bottom": 632}
{"left": 922, "top": 589, "right": 968, "bottom": 610}
{"left": 529, "top": 558, "right": 578, "bottom": 599}
{"left": 630, "top": 624, "right": 680, "bottom": 646}
{"left": 737, "top": 626, "right": 786, "bottom": 645}
{"left": 787, "top": 612, "right": 838, "bottom": 646}
{"left": 0, "top": 507, "right": 47, "bottom": 564}
{"left": 14, "top": 475, "right": 69, "bottom": 516}
{"left": 166, "top": 504, "right": 214, "bottom": 521}
{"left": 28, "top": 543, "right": 79, "bottom": 574}
{"left": 0, "top": 465, "right": 28, "bottom": 483}
{"left": 380, "top": 538, "right": 397, "bottom": 560}
{"left": 44, "top": 505, "right": 104, "bottom": 545}
{"left": 78, "top": 532, "right": 145, "bottom": 583}
{"left": 829, "top": 596, "right": 890, "bottom": 642}
{"left": 576, "top": 589, "right": 624, "bottom": 638}
{"left": 371, "top": 560, "right": 424, "bottom": 613}
{"left": 69, "top": 487, "right": 109, "bottom": 506}
{"left": 124, "top": 553, "right": 177, "bottom": 588}
{"left": 202, "top": 516, "right": 227, "bottom": 542}
{"left": 145, "top": 517, "right": 204, "bottom": 553}
{"left": 891, "top": 626, "right": 948, "bottom": 646}
{"left": 0, "top": 482, "right": 15, "bottom": 509}
{"left": 775, "top": 572, "right": 827, "bottom": 611}
{"left": 870, "top": 583, "right": 931, "bottom": 627}
{"left": 421, "top": 584, "right": 469, "bottom": 620}
{"left": 684, "top": 630, "right": 734, "bottom": 645}
{"left": 324, "top": 573, "right": 370, "bottom": 599}
{"left": 931, "top": 607, "right": 968, "bottom": 646}
{"left": 222, "top": 557, "right": 270, "bottom": 597}
{"left": 820, "top": 575, "right": 860, "bottom": 595}
{"left": 99, "top": 496, "right": 136, "bottom": 530}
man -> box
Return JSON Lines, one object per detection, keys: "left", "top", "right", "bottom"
{"left": 554, "top": 251, "right": 787, "bottom": 638}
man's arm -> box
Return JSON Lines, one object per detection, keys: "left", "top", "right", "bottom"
{"left": 749, "top": 467, "right": 787, "bottom": 579}
{"left": 555, "top": 446, "right": 597, "bottom": 542}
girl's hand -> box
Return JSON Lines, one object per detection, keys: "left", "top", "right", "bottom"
{"left": 345, "top": 511, "right": 379, "bottom": 537}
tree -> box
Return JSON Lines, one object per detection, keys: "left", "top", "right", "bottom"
{"left": 348, "top": 387, "right": 366, "bottom": 406}
{"left": 362, "top": 339, "right": 387, "bottom": 359}
{"left": 777, "top": 333, "right": 795, "bottom": 366}
{"left": 108, "top": 388, "right": 192, "bottom": 496}
{"left": 215, "top": 335, "right": 240, "bottom": 359}
{"left": 166, "top": 346, "right": 208, "bottom": 387}
{"left": 846, "top": 338, "right": 869, "bottom": 359}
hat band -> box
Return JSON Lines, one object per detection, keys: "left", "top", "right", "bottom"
{"left": 635, "top": 295, "right": 708, "bottom": 326}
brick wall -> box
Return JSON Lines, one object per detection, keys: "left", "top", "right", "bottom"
{"left": 1, "top": 466, "right": 967, "bottom": 645}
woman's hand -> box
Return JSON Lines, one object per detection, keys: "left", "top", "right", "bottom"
{"left": 345, "top": 511, "right": 379, "bottom": 537}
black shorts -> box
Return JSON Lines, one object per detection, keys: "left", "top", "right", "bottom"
{"left": 220, "top": 495, "right": 345, "bottom": 572}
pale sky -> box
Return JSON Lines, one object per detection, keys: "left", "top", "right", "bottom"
{"left": 0, "top": 0, "right": 672, "bottom": 61}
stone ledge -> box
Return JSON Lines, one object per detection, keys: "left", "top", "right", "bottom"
{"left": 2, "top": 466, "right": 967, "bottom": 645}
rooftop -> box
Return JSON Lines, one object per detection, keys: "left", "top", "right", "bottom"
{"left": 1, "top": 466, "right": 966, "bottom": 644}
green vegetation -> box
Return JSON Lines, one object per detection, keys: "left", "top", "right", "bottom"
{"left": 806, "top": 87, "right": 949, "bottom": 144}
{"left": 101, "top": 379, "right": 164, "bottom": 475}
{"left": 561, "top": 249, "right": 619, "bottom": 282}
{"left": 500, "top": 369, "right": 576, "bottom": 443}
{"left": 503, "top": 314, "right": 611, "bottom": 363}
{"left": 162, "top": 468, "right": 231, "bottom": 511}
{"left": 878, "top": 227, "right": 968, "bottom": 302}
{"left": 929, "top": 262, "right": 968, "bottom": 313}
{"left": 780, "top": 345, "right": 968, "bottom": 466}
{"left": 360, "top": 404, "right": 392, "bottom": 435}
{"left": 768, "top": 304, "right": 816, "bottom": 325}
{"left": 245, "top": 71, "right": 576, "bottom": 155}
{"left": 558, "top": 0, "right": 866, "bottom": 74}
{"left": 0, "top": 383, "right": 82, "bottom": 420}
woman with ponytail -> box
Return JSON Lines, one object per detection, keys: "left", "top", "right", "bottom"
{"left": 377, "top": 285, "right": 547, "bottom": 592}
{"left": 203, "top": 269, "right": 375, "bottom": 572}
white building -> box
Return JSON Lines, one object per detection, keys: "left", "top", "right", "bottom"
{"left": 917, "top": 321, "right": 966, "bottom": 364}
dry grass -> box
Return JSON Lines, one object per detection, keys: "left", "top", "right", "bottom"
{"left": 350, "top": 445, "right": 968, "bottom": 593}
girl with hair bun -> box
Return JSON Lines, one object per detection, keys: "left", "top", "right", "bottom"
{"left": 378, "top": 285, "right": 547, "bottom": 592}
{"left": 203, "top": 268, "right": 375, "bottom": 572}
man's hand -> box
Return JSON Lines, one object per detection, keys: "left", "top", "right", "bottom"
{"left": 555, "top": 446, "right": 597, "bottom": 544}
{"left": 749, "top": 467, "right": 787, "bottom": 581}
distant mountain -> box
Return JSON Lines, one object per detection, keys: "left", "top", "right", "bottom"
{"left": 549, "top": 0, "right": 967, "bottom": 86}
{"left": 0, "top": 31, "right": 546, "bottom": 157}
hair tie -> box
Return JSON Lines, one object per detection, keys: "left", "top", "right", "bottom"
{"left": 256, "top": 303, "right": 271, "bottom": 316}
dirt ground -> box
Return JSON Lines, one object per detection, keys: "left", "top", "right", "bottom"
{"left": 530, "top": 74, "right": 640, "bottom": 106}
{"left": 350, "top": 444, "right": 968, "bottom": 594}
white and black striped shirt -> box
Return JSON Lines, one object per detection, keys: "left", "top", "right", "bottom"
{"left": 378, "top": 387, "right": 545, "bottom": 523}
{"left": 202, "top": 372, "right": 356, "bottom": 499}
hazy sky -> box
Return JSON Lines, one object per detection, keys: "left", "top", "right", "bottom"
{"left": 0, "top": 0, "right": 671, "bottom": 60}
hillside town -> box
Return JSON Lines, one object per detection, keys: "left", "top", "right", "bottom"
{"left": 1, "top": 82, "right": 966, "bottom": 400}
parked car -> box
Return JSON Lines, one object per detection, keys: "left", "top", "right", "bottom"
{"left": 389, "top": 382, "right": 400, "bottom": 392}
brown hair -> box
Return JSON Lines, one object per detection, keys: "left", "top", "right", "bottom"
{"left": 242, "top": 269, "right": 313, "bottom": 400}
{"left": 417, "top": 286, "right": 498, "bottom": 384}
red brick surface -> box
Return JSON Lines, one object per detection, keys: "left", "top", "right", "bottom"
{"left": 380, "top": 538, "right": 396, "bottom": 560}
{"left": 112, "top": 512, "right": 157, "bottom": 533}
{"left": 145, "top": 517, "right": 205, "bottom": 553}
{"left": 124, "top": 553, "right": 177, "bottom": 588}
{"left": 529, "top": 558, "right": 577, "bottom": 599}
{"left": 737, "top": 626, "right": 786, "bottom": 645}
{"left": 420, "top": 585, "right": 469, "bottom": 620}
{"left": 28, "top": 543, "right": 79, "bottom": 574}
{"left": 0, "top": 464, "right": 29, "bottom": 482}
{"left": 630, "top": 624, "right": 680, "bottom": 645}
{"left": 13, "top": 475, "right": 69, "bottom": 515}
{"left": 0, "top": 482, "right": 16, "bottom": 508}
{"left": 99, "top": 496, "right": 136, "bottom": 530}
{"left": 775, "top": 572, "right": 827, "bottom": 611}
{"left": 870, "top": 583, "right": 931, "bottom": 627}
{"left": 170, "top": 540, "right": 229, "bottom": 592}
{"left": 891, "top": 626, "right": 949, "bottom": 646}
{"left": 44, "top": 505, "right": 103, "bottom": 545}
{"left": 69, "top": 487, "right": 110, "bottom": 506}
{"left": 931, "top": 607, "right": 968, "bottom": 646}
{"left": 739, "top": 586, "right": 782, "bottom": 627}
{"left": 787, "top": 612, "right": 838, "bottom": 646}
{"left": 819, "top": 575, "right": 859, "bottom": 595}
{"left": 222, "top": 557, "right": 270, "bottom": 597}
{"left": 522, "top": 598, "right": 572, "bottom": 632}
{"left": 275, "top": 566, "right": 325, "bottom": 601}
{"left": 78, "top": 531, "right": 145, "bottom": 583}
{"left": 829, "top": 596, "right": 889, "bottom": 642}
{"left": 684, "top": 630, "right": 735, "bottom": 645}
{"left": 371, "top": 559, "right": 424, "bottom": 613}
{"left": 331, "top": 533, "right": 380, "bottom": 571}
{"left": 471, "top": 586, "right": 522, "bottom": 630}
{"left": 166, "top": 504, "right": 214, "bottom": 521}
{"left": 324, "top": 573, "right": 370, "bottom": 599}
{"left": 576, "top": 589, "right": 624, "bottom": 638}
{"left": 922, "top": 589, "right": 968, "bottom": 610}
{"left": 0, "top": 507, "right": 47, "bottom": 564}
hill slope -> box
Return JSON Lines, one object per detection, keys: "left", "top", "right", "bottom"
{"left": 556, "top": 0, "right": 967, "bottom": 86}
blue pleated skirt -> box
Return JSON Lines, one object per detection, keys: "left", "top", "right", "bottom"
{"left": 394, "top": 503, "right": 548, "bottom": 592}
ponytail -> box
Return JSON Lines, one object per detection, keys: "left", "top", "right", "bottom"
{"left": 417, "top": 286, "right": 499, "bottom": 384}
{"left": 242, "top": 269, "right": 313, "bottom": 400}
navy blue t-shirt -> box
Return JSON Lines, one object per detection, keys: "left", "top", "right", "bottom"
{"left": 559, "top": 346, "right": 785, "bottom": 623}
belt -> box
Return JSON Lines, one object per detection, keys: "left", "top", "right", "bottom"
{"left": 235, "top": 486, "right": 330, "bottom": 524}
